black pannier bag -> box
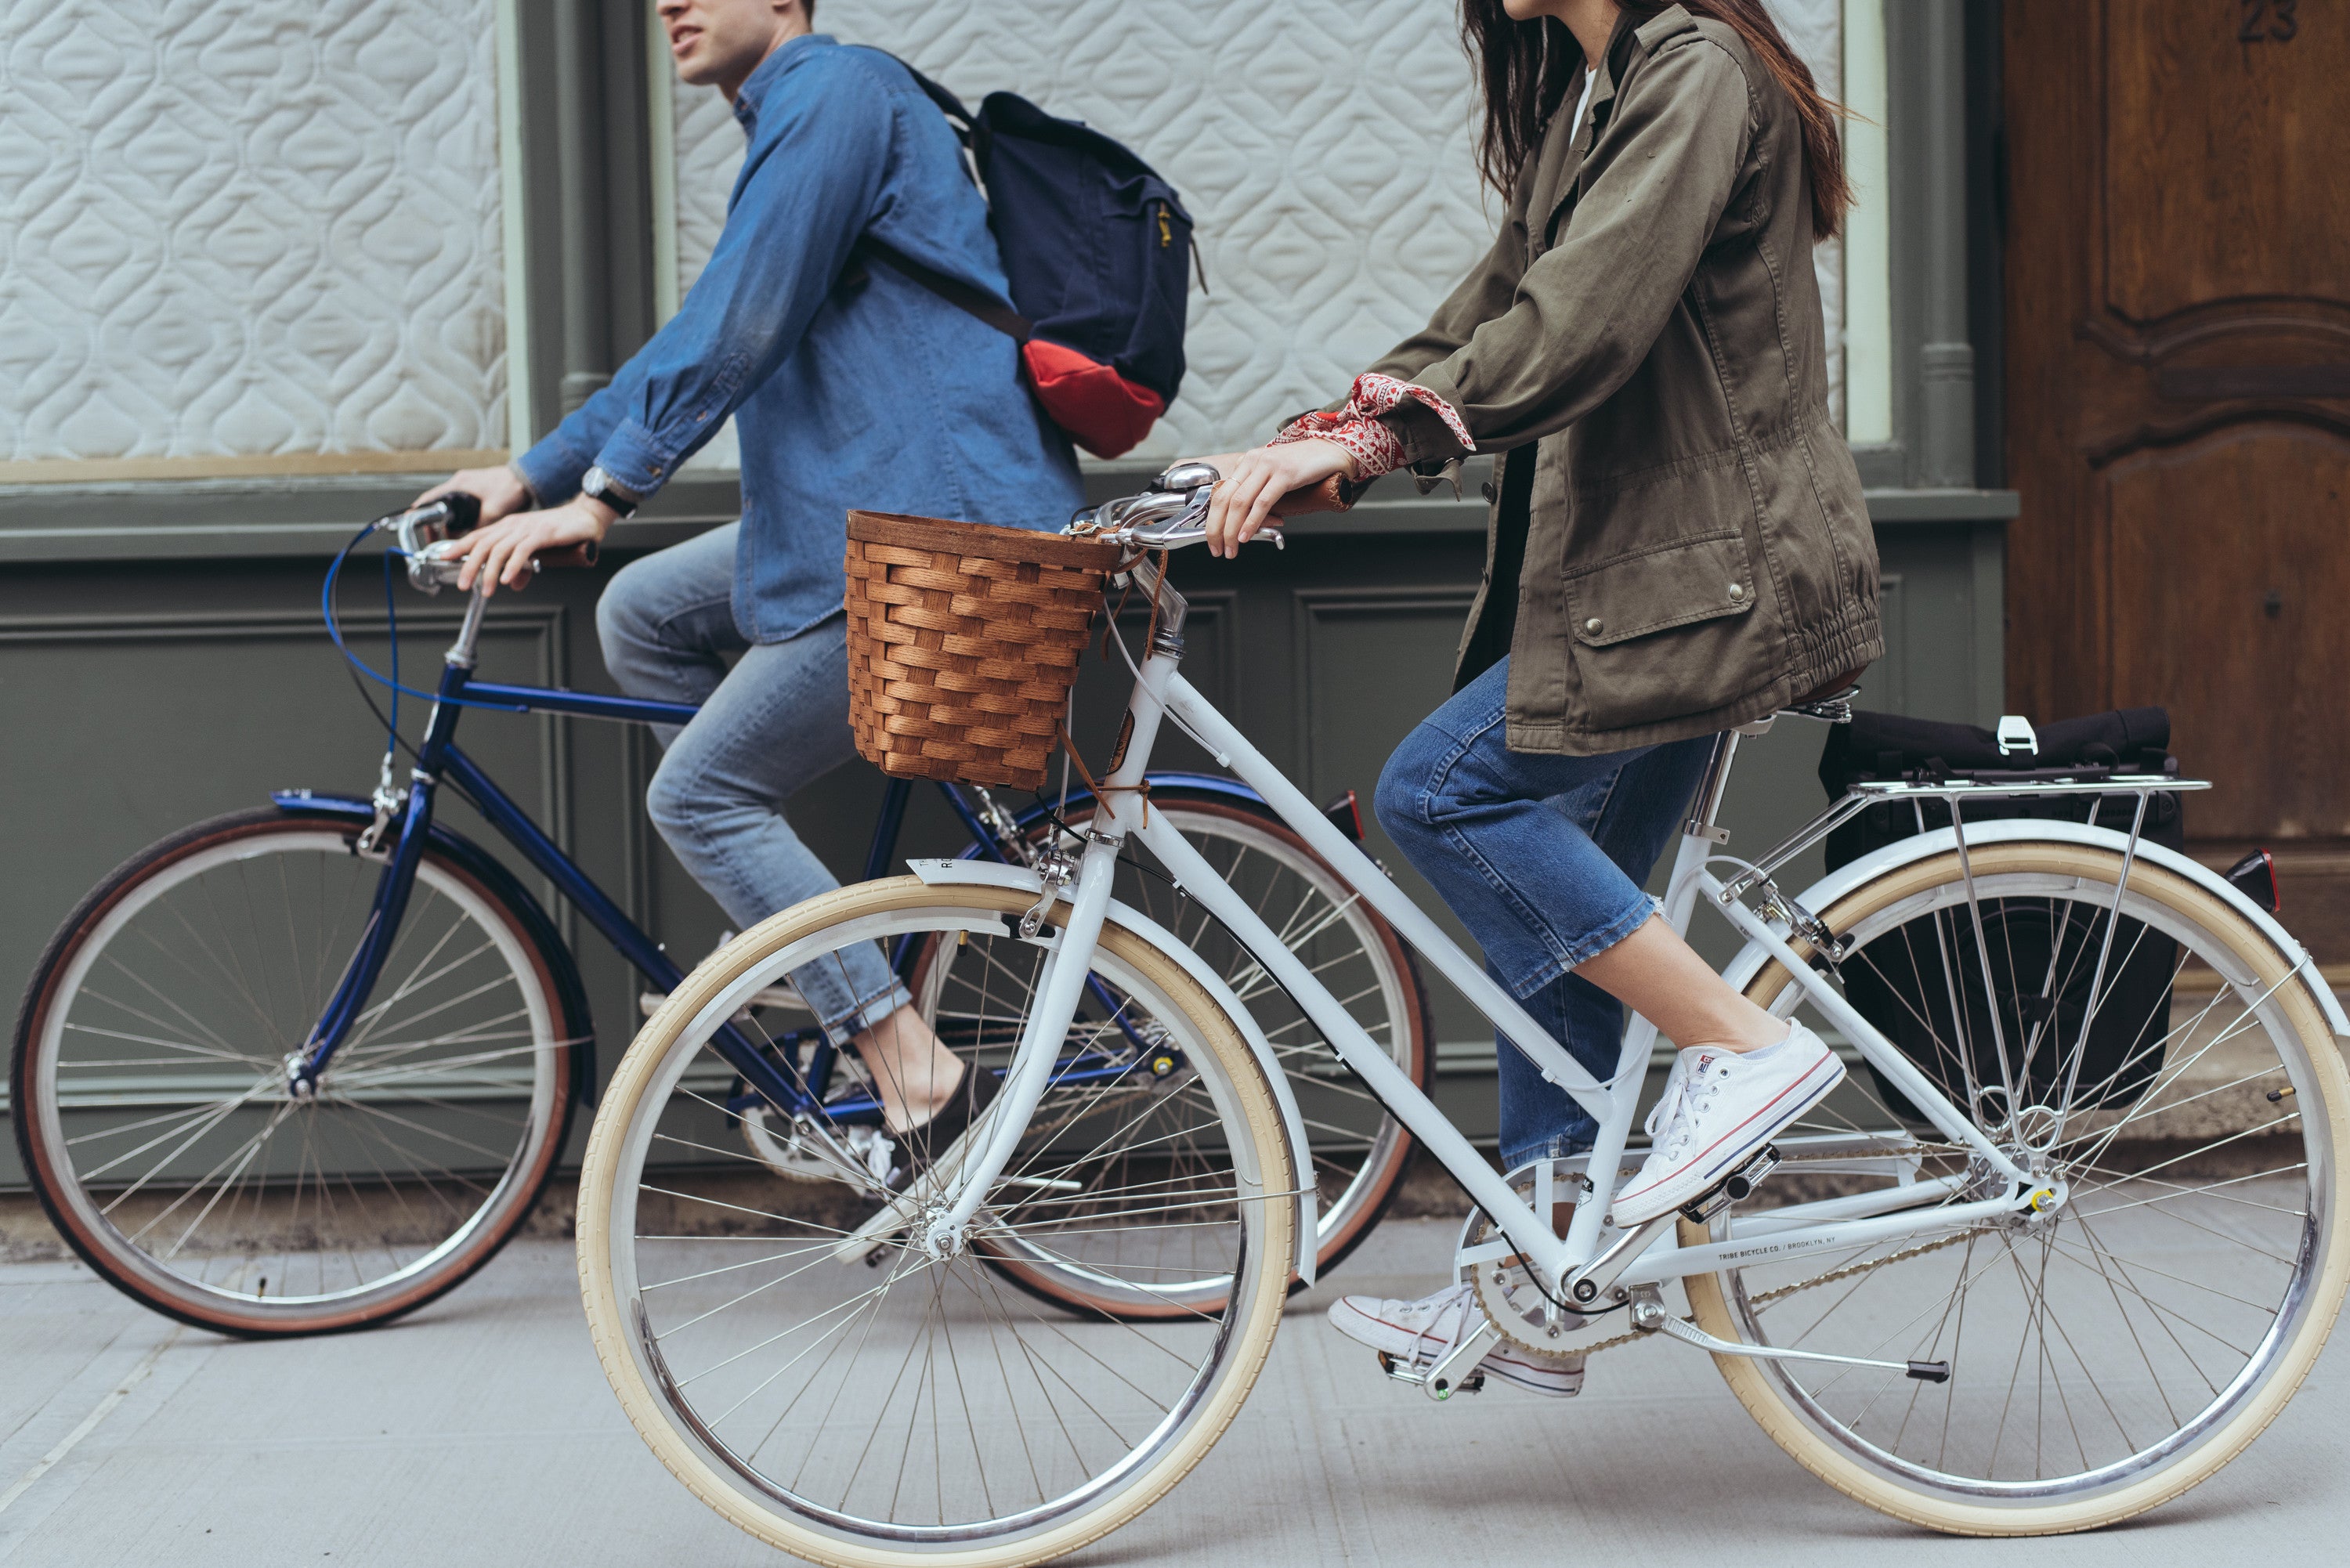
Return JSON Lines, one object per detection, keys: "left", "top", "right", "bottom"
{"left": 1816, "top": 709, "right": 2184, "bottom": 1123}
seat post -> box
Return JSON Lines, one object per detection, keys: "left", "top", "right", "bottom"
{"left": 1683, "top": 728, "right": 1744, "bottom": 844}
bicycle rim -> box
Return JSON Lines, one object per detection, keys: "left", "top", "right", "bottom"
{"left": 961, "top": 795, "right": 1425, "bottom": 1312}
{"left": 578, "top": 879, "right": 1293, "bottom": 1566}
{"left": 14, "top": 815, "right": 571, "bottom": 1334}
{"left": 1687, "top": 844, "right": 2348, "bottom": 1532}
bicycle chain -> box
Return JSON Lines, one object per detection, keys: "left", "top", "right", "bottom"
{"left": 1570, "top": 1226, "right": 1976, "bottom": 1358}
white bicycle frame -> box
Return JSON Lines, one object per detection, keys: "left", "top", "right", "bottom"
{"left": 922, "top": 553, "right": 2269, "bottom": 1306}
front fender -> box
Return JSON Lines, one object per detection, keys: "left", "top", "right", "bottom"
{"left": 270, "top": 790, "right": 601, "bottom": 1103}
{"left": 908, "top": 856, "right": 1319, "bottom": 1284}
{"left": 959, "top": 771, "right": 1274, "bottom": 861}
{"left": 1719, "top": 815, "right": 2349, "bottom": 1039}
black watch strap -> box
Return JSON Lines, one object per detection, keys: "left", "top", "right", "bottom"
{"left": 581, "top": 465, "right": 639, "bottom": 518}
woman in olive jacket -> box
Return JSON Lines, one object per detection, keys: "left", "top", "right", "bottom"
{"left": 1200, "top": 0, "right": 1881, "bottom": 1391}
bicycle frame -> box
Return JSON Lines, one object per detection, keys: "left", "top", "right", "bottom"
{"left": 928, "top": 556, "right": 2065, "bottom": 1292}
{"left": 289, "top": 574, "right": 1244, "bottom": 1127}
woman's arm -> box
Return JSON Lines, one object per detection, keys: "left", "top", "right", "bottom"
{"left": 1376, "top": 35, "right": 1754, "bottom": 469}
{"left": 1358, "top": 196, "right": 1534, "bottom": 388}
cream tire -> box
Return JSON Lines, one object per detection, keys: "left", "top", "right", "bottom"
{"left": 577, "top": 877, "right": 1296, "bottom": 1568}
{"left": 1683, "top": 843, "right": 2350, "bottom": 1535}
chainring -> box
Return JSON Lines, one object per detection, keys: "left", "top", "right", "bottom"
{"left": 1455, "top": 1160, "right": 1592, "bottom": 1367}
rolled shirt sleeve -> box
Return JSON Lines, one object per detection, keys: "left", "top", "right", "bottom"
{"left": 514, "top": 51, "right": 893, "bottom": 504}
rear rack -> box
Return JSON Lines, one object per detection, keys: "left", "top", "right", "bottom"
{"left": 1723, "top": 772, "right": 2209, "bottom": 905}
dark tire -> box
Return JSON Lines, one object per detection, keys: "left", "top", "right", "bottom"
{"left": 13, "top": 807, "right": 586, "bottom": 1336}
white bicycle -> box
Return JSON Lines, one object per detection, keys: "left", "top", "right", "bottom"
{"left": 576, "top": 468, "right": 2350, "bottom": 1566}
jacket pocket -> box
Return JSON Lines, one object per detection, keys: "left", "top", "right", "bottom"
{"left": 1561, "top": 529, "right": 1767, "bottom": 730}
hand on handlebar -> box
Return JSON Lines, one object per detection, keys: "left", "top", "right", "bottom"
{"left": 1199, "top": 439, "right": 1358, "bottom": 558}
{"left": 414, "top": 463, "right": 534, "bottom": 529}
{"left": 453, "top": 499, "right": 613, "bottom": 595}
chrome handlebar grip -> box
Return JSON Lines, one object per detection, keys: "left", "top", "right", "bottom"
{"left": 1064, "top": 463, "right": 1284, "bottom": 552}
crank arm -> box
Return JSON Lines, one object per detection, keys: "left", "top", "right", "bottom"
{"left": 1419, "top": 1318, "right": 1501, "bottom": 1401}
{"left": 1570, "top": 1143, "right": 1787, "bottom": 1302}
{"left": 1374, "top": 1319, "right": 1499, "bottom": 1401}
{"left": 1632, "top": 1293, "right": 1949, "bottom": 1382}
{"left": 1562, "top": 1212, "right": 1678, "bottom": 1307}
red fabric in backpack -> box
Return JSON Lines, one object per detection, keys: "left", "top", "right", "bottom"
{"left": 1019, "top": 340, "right": 1166, "bottom": 461}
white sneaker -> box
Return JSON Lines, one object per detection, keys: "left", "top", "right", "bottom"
{"left": 1327, "top": 1283, "right": 1584, "bottom": 1397}
{"left": 1608, "top": 1022, "right": 1844, "bottom": 1228}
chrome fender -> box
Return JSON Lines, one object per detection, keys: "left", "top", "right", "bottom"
{"left": 1717, "top": 817, "right": 2350, "bottom": 1039}
{"left": 909, "top": 858, "right": 1319, "bottom": 1284}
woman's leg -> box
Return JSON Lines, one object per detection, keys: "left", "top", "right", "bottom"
{"left": 1484, "top": 735, "right": 1719, "bottom": 1167}
{"left": 1374, "top": 662, "right": 1786, "bottom": 1145}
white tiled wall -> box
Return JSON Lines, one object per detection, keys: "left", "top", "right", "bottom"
{"left": 0, "top": 0, "right": 508, "bottom": 465}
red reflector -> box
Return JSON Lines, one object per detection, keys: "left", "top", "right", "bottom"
{"left": 1323, "top": 789, "right": 1364, "bottom": 843}
{"left": 2224, "top": 847, "right": 2280, "bottom": 914}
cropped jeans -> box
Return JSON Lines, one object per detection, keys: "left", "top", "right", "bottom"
{"left": 1373, "top": 657, "right": 1712, "bottom": 1171}
{"left": 596, "top": 522, "right": 908, "bottom": 1043}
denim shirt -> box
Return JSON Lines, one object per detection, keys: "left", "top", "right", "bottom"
{"left": 515, "top": 34, "right": 1084, "bottom": 643}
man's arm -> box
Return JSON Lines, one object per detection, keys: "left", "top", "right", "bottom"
{"left": 569, "top": 56, "right": 893, "bottom": 503}
{"left": 509, "top": 352, "right": 660, "bottom": 510}
{"left": 511, "top": 52, "right": 894, "bottom": 509}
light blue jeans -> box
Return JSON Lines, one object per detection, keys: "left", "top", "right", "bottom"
{"left": 597, "top": 522, "right": 908, "bottom": 1043}
{"left": 1374, "top": 657, "right": 1713, "bottom": 1170}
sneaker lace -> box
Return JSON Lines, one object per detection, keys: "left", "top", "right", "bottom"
{"left": 1642, "top": 1053, "right": 1727, "bottom": 1159}
{"left": 1405, "top": 1283, "right": 1480, "bottom": 1374}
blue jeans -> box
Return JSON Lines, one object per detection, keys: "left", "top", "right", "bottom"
{"left": 597, "top": 523, "right": 908, "bottom": 1043}
{"left": 1374, "top": 657, "right": 1712, "bottom": 1170}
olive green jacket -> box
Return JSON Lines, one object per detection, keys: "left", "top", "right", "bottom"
{"left": 1366, "top": 3, "right": 1880, "bottom": 753}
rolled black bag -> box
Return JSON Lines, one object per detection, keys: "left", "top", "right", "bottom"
{"left": 1817, "top": 708, "right": 2183, "bottom": 1123}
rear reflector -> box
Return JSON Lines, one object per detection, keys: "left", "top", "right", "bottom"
{"left": 2225, "top": 848, "right": 2280, "bottom": 913}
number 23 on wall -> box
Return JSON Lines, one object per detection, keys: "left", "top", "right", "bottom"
{"left": 2240, "top": 0, "right": 2298, "bottom": 43}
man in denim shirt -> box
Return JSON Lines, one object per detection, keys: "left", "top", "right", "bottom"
{"left": 423, "top": 0, "right": 1081, "bottom": 1141}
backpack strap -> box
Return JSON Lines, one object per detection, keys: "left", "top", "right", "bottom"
{"left": 851, "top": 236, "right": 1033, "bottom": 344}
{"left": 851, "top": 46, "right": 978, "bottom": 145}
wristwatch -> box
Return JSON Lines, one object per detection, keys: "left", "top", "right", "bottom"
{"left": 580, "top": 466, "right": 640, "bottom": 518}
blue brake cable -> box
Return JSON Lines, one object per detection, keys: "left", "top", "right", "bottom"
{"left": 322, "top": 523, "right": 530, "bottom": 714}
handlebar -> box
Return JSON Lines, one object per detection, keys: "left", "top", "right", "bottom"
{"left": 374, "top": 497, "right": 599, "bottom": 594}
{"left": 1065, "top": 462, "right": 1361, "bottom": 552}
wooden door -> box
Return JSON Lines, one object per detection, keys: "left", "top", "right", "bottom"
{"left": 2005, "top": 0, "right": 2350, "bottom": 959}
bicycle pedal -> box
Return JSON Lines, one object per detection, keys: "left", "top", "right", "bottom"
{"left": 1680, "top": 1143, "right": 1783, "bottom": 1223}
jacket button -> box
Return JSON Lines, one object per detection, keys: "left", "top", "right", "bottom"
{"left": 1727, "top": 583, "right": 1747, "bottom": 602}
{"left": 1584, "top": 617, "right": 1603, "bottom": 634}
{"left": 1480, "top": 481, "right": 1497, "bottom": 503}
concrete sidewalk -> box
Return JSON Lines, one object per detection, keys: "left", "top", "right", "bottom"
{"left": 1, "top": 1220, "right": 2342, "bottom": 1567}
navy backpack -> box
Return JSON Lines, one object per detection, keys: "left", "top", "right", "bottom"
{"left": 853, "top": 60, "right": 1195, "bottom": 460}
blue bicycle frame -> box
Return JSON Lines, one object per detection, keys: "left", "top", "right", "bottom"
{"left": 288, "top": 577, "right": 1277, "bottom": 1128}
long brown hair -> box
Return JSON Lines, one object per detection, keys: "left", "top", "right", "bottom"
{"left": 1461, "top": 0, "right": 1850, "bottom": 240}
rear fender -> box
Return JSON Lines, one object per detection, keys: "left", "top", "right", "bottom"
{"left": 270, "top": 790, "right": 600, "bottom": 1103}
{"left": 1719, "top": 815, "right": 2350, "bottom": 1039}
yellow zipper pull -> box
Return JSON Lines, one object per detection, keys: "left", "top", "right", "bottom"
{"left": 1158, "top": 206, "right": 1172, "bottom": 247}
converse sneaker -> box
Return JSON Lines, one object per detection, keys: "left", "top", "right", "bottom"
{"left": 1327, "top": 1282, "right": 1585, "bottom": 1396}
{"left": 1608, "top": 1021, "right": 1844, "bottom": 1228}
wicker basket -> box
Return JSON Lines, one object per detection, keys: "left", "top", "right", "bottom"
{"left": 844, "top": 511, "right": 1120, "bottom": 789}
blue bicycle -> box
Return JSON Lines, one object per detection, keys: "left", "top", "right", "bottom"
{"left": 10, "top": 496, "right": 1430, "bottom": 1336}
